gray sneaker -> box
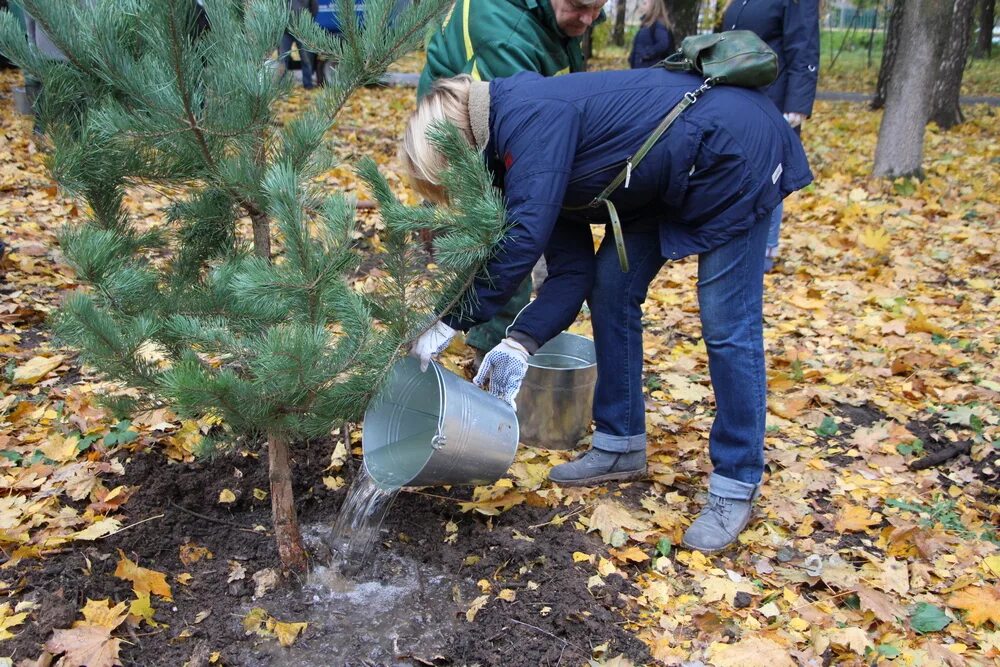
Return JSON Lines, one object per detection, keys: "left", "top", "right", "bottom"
{"left": 548, "top": 448, "right": 646, "bottom": 487}
{"left": 681, "top": 492, "right": 757, "bottom": 554}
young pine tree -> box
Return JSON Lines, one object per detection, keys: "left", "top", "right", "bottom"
{"left": 0, "top": 0, "right": 507, "bottom": 572}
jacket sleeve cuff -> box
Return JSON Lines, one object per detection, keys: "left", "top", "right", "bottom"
{"left": 507, "top": 329, "right": 540, "bottom": 354}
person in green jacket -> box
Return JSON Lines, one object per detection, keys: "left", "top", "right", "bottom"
{"left": 417, "top": 0, "right": 603, "bottom": 364}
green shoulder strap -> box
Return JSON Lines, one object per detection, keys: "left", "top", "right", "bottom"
{"left": 566, "top": 78, "right": 714, "bottom": 272}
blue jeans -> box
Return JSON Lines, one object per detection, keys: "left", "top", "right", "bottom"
{"left": 280, "top": 31, "right": 315, "bottom": 89}
{"left": 768, "top": 201, "right": 782, "bottom": 249}
{"left": 588, "top": 218, "right": 770, "bottom": 486}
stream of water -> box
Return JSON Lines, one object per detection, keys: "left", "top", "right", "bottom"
{"left": 325, "top": 467, "right": 400, "bottom": 575}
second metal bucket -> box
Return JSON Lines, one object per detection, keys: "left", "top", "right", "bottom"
{"left": 516, "top": 333, "right": 597, "bottom": 449}
{"left": 362, "top": 356, "right": 519, "bottom": 490}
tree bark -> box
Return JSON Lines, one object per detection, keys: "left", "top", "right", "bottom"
{"left": 268, "top": 433, "right": 307, "bottom": 573}
{"left": 871, "top": 0, "right": 905, "bottom": 110}
{"left": 930, "top": 0, "right": 976, "bottom": 129}
{"left": 873, "top": 0, "right": 952, "bottom": 178}
{"left": 974, "top": 0, "right": 995, "bottom": 57}
{"left": 613, "top": 0, "right": 627, "bottom": 47}
{"left": 671, "top": 0, "right": 701, "bottom": 42}
{"left": 249, "top": 208, "right": 272, "bottom": 260}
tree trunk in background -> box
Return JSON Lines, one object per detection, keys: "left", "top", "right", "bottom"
{"left": 930, "top": 0, "right": 975, "bottom": 129}
{"left": 672, "top": 0, "right": 701, "bottom": 42}
{"left": 268, "top": 433, "right": 307, "bottom": 573}
{"left": 974, "top": 0, "right": 995, "bottom": 57}
{"left": 871, "top": 0, "right": 904, "bottom": 110}
{"left": 873, "top": 0, "right": 952, "bottom": 178}
{"left": 613, "top": 0, "right": 627, "bottom": 47}
{"left": 582, "top": 26, "right": 593, "bottom": 61}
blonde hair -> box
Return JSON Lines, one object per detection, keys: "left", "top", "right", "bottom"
{"left": 642, "top": 0, "right": 674, "bottom": 30}
{"left": 399, "top": 75, "right": 475, "bottom": 203}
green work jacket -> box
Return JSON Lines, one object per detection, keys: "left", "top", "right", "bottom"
{"left": 417, "top": 0, "right": 590, "bottom": 97}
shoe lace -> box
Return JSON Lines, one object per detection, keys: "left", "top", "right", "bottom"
{"left": 704, "top": 495, "right": 732, "bottom": 522}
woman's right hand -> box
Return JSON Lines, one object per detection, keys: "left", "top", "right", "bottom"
{"left": 410, "top": 321, "right": 457, "bottom": 372}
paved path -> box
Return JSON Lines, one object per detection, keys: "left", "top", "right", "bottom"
{"left": 816, "top": 90, "right": 1000, "bottom": 106}
{"left": 380, "top": 73, "right": 1000, "bottom": 107}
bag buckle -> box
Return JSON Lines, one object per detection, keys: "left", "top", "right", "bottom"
{"left": 684, "top": 91, "right": 698, "bottom": 104}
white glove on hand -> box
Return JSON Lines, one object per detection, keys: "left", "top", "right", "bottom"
{"left": 473, "top": 338, "right": 529, "bottom": 409}
{"left": 410, "top": 321, "right": 457, "bottom": 372}
{"left": 783, "top": 112, "right": 805, "bottom": 128}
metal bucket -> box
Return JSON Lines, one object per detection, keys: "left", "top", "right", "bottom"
{"left": 362, "top": 356, "right": 519, "bottom": 490}
{"left": 13, "top": 86, "right": 34, "bottom": 116}
{"left": 516, "top": 333, "right": 597, "bottom": 449}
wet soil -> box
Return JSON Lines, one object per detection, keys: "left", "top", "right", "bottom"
{"left": 5, "top": 443, "right": 651, "bottom": 666}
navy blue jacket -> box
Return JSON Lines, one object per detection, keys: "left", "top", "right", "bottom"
{"left": 629, "top": 22, "right": 674, "bottom": 69}
{"left": 442, "top": 70, "right": 812, "bottom": 347}
{"left": 721, "top": 0, "right": 819, "bottom": 116}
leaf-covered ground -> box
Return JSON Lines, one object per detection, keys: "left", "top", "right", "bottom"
{"left": 1, "top": 54, "right": 999, "bottom": 667}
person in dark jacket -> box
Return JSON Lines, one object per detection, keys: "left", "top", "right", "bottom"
{"left": 281, "top": 0, "right": 319, "bottom": 89}
{"left": 403, "top": 70, "right": 812, "bottom": 553}
{"left": 721, "top": 0, "right": 818, "bottom": 269}
{"left": 418, "top": 0, "right": 604, "bottom": 368}
{"left": 628, "top": 0, "right": 674, "bottom": 69}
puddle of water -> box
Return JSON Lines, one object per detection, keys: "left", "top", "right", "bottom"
{"left": 243, "top": 524, "right": 462, "bottom": 667}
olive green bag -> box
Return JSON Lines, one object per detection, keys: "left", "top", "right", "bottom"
{"left": 661, "top": 30, "right": 778, "bottom": 87}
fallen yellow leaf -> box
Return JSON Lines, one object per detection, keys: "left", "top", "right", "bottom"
{"left": 13, "top": 355, "right": 65, "bottom": 385}
{"left": 114, "top": 551, "right": 172, "bottom": 601}
{"left": 218, "top": 489, "right": 236, "bottom": 504}
{"left": 834, "top": 505, "right": 881, "bottom": 533}
{"left": 946, "top": 585, "right": 1000, "bottom": 627}
{"left": 466, "top": 595, "right": 489, "bottom": 622}
{"left": 273, "top": 620, "right": 308, "bottom": 647}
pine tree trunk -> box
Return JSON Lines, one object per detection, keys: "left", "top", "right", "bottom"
{"left": 873, "top": 0, "right": 952, "bottom": 178}
{"left": 672, "top": 0, "right": 701, "bottom": 42}
{"left": 268, "top": 433, "right": 307, "bottom": 573}
{"left": 871, "top": 0, "right": 905, "bottom": 110}
{"left": 250, "top": 209, "right": 272, "bottom": 260}
{"left": 613, "top": 0, "right": 627, "bottom": 47}
{"left": 974, "top": 0, "right": 995, "bottom": 57}
{"left": 930, "top": 0, "right": 975, "bottom": 129}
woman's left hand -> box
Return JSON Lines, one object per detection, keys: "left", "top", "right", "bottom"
{"left": 473, "top": 338, "right": 529, "bottom": 410}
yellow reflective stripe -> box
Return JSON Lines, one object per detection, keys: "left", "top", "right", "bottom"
{"left": 555, "top": 66, "right": 570, "bottom": 76}
{"left": 462, "top": 0, "right": 474, "bottom": 61}
{"left": 471, "top": 60, "right": 481, "bottom": 80}
{"left": 442, "top": 2, "right": 456, "bottom": 29}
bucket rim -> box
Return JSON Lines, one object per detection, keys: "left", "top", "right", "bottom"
{"left": 528, "top": 332, "right": 596, "bottom": 370}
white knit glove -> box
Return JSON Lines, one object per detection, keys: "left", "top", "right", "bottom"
{"left": 783, "top": 112, "right": 805, "bottom": 128}
{"left": 409, "top": 321, "right": 457, "bottom": 372}
{"left": 473, "top": 338, "right": 529, "bottom": 409}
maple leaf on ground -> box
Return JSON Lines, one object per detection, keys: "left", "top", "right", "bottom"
{"left": 858, "top": 226, "right": 891, "bottom": 253}
{"left": 114, "top": 551, "right": 172, "bottom": 601}
{"left": 12, "top": 355, "right": 65, "bottom": 385}
{"left": 73, "top": 518, "right": 122, "bottom": 541}
{"left": 946, "top": 585, "right": 1000, "bottom": 627}
{"left": 46, "top": 625, "right": 122, "bottom": 667}
{"left": 586, "top": 500, "right": 649, "bottom": 546}
{"left": 854, "top": 585, "right": 906, "bottom": 623}
{"left": 45, "top": 599, "right": 128, "bottom": 667}
{"left": 706, "top": 636, "right": 795, "bottom": 667}
{"left": 834, "top": 505, "right": 882, "bottom": 532}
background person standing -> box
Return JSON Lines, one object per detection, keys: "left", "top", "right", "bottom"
{"left": 282, "top": 0, "right": 320, "bottom": 89}
{"left": 416, "top": 0, "right": 604, "bottom": 368}
{"left": 629, "top": 0, "right": 674, "bottom": 69}
{"left": 721, "top": 0, "right": 818, "bottom": 270}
